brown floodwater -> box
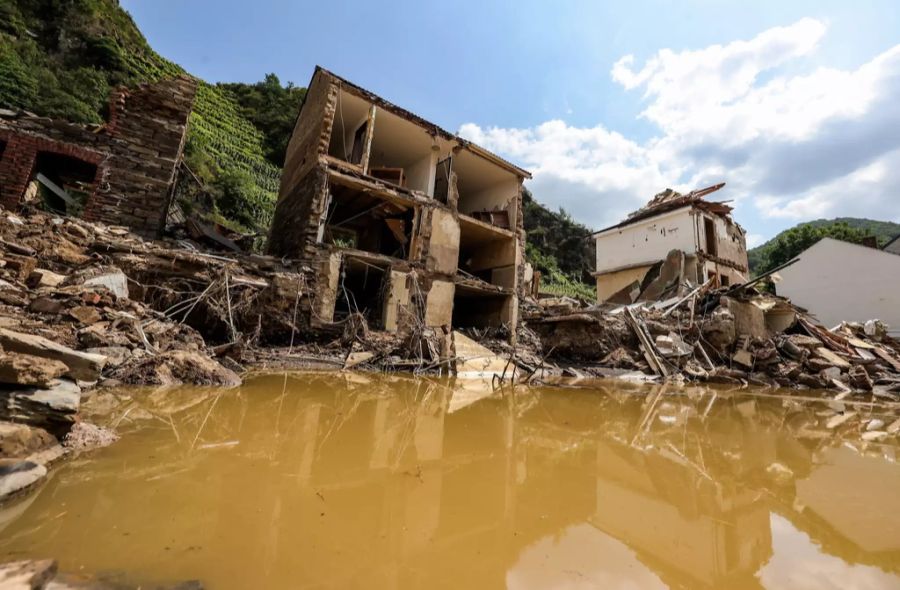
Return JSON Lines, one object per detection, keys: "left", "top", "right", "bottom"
{"left": 1, "top": 373, "right": 900, "bottom": 589}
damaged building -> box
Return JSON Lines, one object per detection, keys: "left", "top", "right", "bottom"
{"left": 591, "top": 183, "right": 749, "bottom": 302}
{"left": 0, "top": 76, "right": 197, "bottom": 237}
{"left": 267, "top": 67, "right": 530, "bottom": 342}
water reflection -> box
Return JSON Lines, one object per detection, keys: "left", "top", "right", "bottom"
{"left": 1, "top": 374, "right": 899, "bottom": 589}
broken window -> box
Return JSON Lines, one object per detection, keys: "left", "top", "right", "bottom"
{"left": 720, "top": 274, "right": 730, "bottom": 287}
{"left": 704, "top": 217, "right": 718, "bottom": 256}
{"left": 0, "top": 139, "right": 6, "bottom": 162}
{"left": 322, "top": 182, "right": 416, "bottom": 259}
{"left": 454, "top": 149, "right": 518, "bottom": 229}
{"left": 333, "top": 257, "right": 388, "bottom": 329}
{"left": 30, "top": 152, "right": 98, "bottom": 216}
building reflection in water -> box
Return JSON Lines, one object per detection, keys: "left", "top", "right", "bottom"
{"left": 2, "top": 373, "right": 900, "bottom": 589}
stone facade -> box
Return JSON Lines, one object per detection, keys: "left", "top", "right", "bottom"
{"left": 0, "top": 76, "right": 197, "bottom": 237}
{"left": 268, "top": 67, "right": 530, "bottom": 343}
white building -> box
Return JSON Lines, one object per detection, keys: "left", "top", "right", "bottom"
{"left": 592, "top": 185, "right": 749, "bottom": 302}
{"left": 776, "top": 237, "right": 900, "bottom": 336}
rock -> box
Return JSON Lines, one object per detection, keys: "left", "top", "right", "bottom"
{"left": 814, "top": 348, "right": 851, "bottom": 370}
{"left": 864, "top": 319, "right": 888, "bottom": 341}
{"left": 819, "top": 366, "right": 842, "bottom": 381}
{"left": 4, "top": 254, "right": 36, "bottom": 281}
{"left": 766, "top": 462, "right": 794, "bottom": 486}
{"left": 80, "top": 269, "right": 129, "bottom": 299}
{"left": 826, "top": 411, "right": 856, "bottom": 429}
{"left": 866, "top": 418, "right": 886, "bottom": 431}
{"left": 701, "top": 307, "right": 736, "bottom": 353}
{"left": 0, "top": 559, "right": 57, "bottom": 588}
{"left": 0, "top": 422, "right": 57, "bottom": 459}
{"left": 888, "top": 418, "right": 900, "bottom": 434}
{"left": 67, "top": 306, "right": 102, "bottom": 326}
{"left": 0, "top": 353, "right": 68, "bottom": 387}
{"left": 0, "top": 329, "right": 107, "bottom": 381}
{"left": 85, "top": 346, "right": 131, "bottom": 368}
{"left": 861, "top": 431, "right": 888, "bottom": 442}
{"left": 28, "top": 297, "right": 64, "bottom": 315}
{"left": 0, "top": 379, "right": 81, "bottom": 438}
{"left": 0, "top": 459, "right": 47, "bottom": 502}
{"left": 63, "top": 422, "right": 118, "bottom": 452}
{"left": 26, "top": 269, "right": 66, "bottom": 289}
{"left": 114, "top": 350, "right": 241, "bottom": 388}
{"left": 848, "top": 365, "right": 873, "bottom": 391}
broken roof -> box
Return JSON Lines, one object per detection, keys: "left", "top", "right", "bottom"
{"left": 308, "top": 66, "right": 531, "bottom": 179}
{"left": 592, "top": 182, "right": 734, "bottom": 237}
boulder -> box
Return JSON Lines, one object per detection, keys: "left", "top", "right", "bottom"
{"left": 0, "top": 379, "right": 81, "bottom": 438}
{"left": 701, "top": 307, "right": 736, "bottom": 353}
{"left": 0, "top": 329, "right": 107, "bottom": 381}
{"left": 0, "top": 421, "right": 57, "bottom": 459}
{"left": 0, "top": 459, "right": 47, "bottom": 503}
{"left": 0, "top": 559, "right": 57, "bottom": 588}
{"left": 26, "top": 269, "right": 66, "bottom": 289}
{"left": 0, "top": 353, "right": 68, "bottom": 387}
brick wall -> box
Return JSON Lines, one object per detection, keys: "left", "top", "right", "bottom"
{"left": 0, "top": 76, "right": 197, "bottom": 237}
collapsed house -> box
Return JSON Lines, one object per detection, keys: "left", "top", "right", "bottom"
{"left": 0, "top": 76, "right": 197, "bottom": 237}
{"left": 267, "top": 67, "right": 530, "bottom": 342}
{"left": 591, "top": 183, "right": 748, "bottom": 303}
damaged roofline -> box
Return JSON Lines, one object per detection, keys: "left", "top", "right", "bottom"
{"left": 310, "top": 65, "right": 531, "bottom": 180}
{"left": 591, "top": 204, "right": 694, "bottom": 239}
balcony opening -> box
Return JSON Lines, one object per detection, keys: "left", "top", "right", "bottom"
{"left": 322, "top": 182, "right": 416, "bottom": 260}
{"left": 454, "top": 149, "right": 519, "bottom": 230}
{"left": 29, "top": 151, "right": 98, "bottom": 216}
{"left": 333, "top": 257, "right": 388, "bottom": 329}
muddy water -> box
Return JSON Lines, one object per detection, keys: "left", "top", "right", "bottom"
{"left": 2, "top": 373, "right": 900, "bottom": 589}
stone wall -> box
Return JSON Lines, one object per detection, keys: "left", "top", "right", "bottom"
{"left": 0, "top": 76, "right": 197, "bottom": 237}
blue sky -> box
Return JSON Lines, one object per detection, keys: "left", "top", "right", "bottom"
{"left": 123, "top": 0, "right": 900, "bottom": 244}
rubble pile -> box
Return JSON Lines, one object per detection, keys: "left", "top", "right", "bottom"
{"left": 523, "top": 249, "right": 900, "bottom": 396}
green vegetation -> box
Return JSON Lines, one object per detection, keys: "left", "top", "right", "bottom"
{"left": 0, "top": 0, "right": 294, "bottom": 232}
{"left": 749, "top": 218, "right": 900, "bottom": 275}
{"left": 522, "top": 189, "right": 596, "bottom": 299}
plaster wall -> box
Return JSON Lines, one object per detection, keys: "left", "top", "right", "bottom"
{"left": 776, "top": 238, "right": 900, "bottom": 336}
{"left": 594, "top": 207, "right": 697, "bottom": 275}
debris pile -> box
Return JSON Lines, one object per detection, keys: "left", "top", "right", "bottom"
{"left": 523, "top": 249, "right": 900, "bottom": 396}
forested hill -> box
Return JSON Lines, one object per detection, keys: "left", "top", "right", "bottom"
{"left": 748, "top": 217, "right": 900, "bottom": 275}
{"left": 0, "top": 0, "right": 302, "bottom": 231}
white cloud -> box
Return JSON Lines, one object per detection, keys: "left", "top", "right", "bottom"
{"left": 459, "top": 18, "right": 900, "bottom": 235}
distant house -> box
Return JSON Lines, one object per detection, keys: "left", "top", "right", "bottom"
{"left": 884, "top": 233, "right": 900, "bottom": 256}
{"left": 591, "top": 183, "right": 749, "bottom": 302}
{"left": 776, "top": 237, "right": 900, "bottom": 336}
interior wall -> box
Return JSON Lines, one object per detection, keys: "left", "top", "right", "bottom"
{"left": 327, "top": 90, "right": 370, "bottom": 163}
{"left": 458, "top": 177, "right": 519, "bottom": 217}
{"left": 367, "top": 108, "right": 435, "bottom": 191}
{"left": 461, "top": 237, "right": 516, "bottom": 274}
{"left": 404, "top": 152, "right": 436, "bottom": 194}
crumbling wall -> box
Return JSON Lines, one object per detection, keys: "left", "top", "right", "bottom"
{"left": 0, "top": 76, "right": 197, "bottom": 237}
{"left": 422, "top": 207, "right": 459, "bottom": 275}
{"left": 267, "top": 167, "right": 330, "bottom": 260}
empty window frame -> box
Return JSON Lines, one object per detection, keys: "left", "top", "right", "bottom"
{"left": 30, "top": 151, "right": 98, "bottom": 216}
{"left": 704, "top": 217, "right": 718, "bottom": 256}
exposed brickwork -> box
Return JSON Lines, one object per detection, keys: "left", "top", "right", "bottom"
{"left": 0, "top": 76, "right": 197, "bottom": 237}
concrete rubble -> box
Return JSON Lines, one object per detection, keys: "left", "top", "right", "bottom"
{"left": 522, "top": 248, "right": 900, "bottom": 398}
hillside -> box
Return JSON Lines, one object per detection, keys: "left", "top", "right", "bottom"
{"left": 748, "top": 217, "right": 900, "bottom": 274}
{"left": 0, "top": 0, "right": 288, "bottom": 231}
